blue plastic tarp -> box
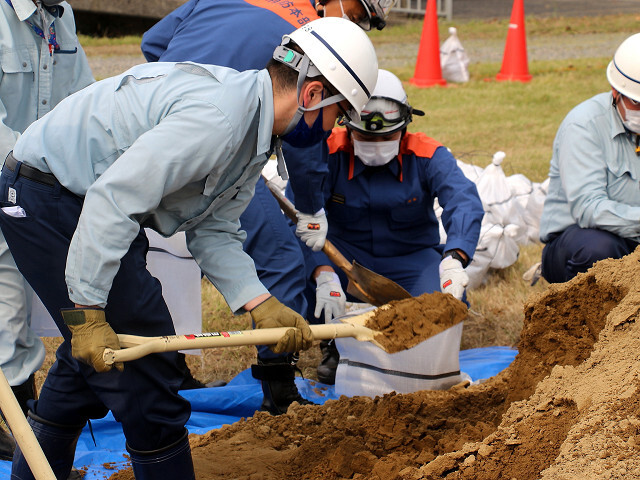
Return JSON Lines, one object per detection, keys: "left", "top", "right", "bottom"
{"left": 0, "top": 346, "right": 517, "bottom": 478}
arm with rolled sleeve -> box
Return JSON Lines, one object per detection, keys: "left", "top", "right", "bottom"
{"left": 557, "top": 120, "right": 640, "bottom": 239}
{"left": 427, "top": 146, "right": 484, "bottom": 261}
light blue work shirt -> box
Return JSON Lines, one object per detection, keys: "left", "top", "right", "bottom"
{"left": 0, "top": 0, "right": 94, "bottom": 160}
{"left": 540, "top": 92, "right": 640, "bottom": 243}
{"left": 13, "top": 62, "right": 274, "bottom": 311}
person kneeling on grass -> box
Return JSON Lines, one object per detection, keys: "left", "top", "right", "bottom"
{"left": 0, "top": 18, "right": 377, "bottom": 480}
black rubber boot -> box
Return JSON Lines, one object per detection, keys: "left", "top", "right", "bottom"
{"left": 11, "top": 411, "right": 85, "bottom": 480}
{"left": 317, "top": 340, "right": 339, "bottom": 385}
{"left": 251, "top": 355, "right": 315, "bottom": 415}
{"left": 11, "top": 374, "right": 36, "bottom": 417}
{"left": 176, "top": 353, "right": 207, "bottom": 390}
{"left": 0, "top": 428, "right": 16, "bottom": 461}
{"left": 127, "top": 428, "right": 195, "bottom": 480}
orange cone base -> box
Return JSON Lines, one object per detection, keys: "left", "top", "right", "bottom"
{"left": 496, "top": 71, "right": 532, "bottom": 82}
{"left": 410, "top": 76, "right": 447, "bottom": 87}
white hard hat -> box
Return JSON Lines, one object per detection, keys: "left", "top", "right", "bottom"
{"left": 356, "top": 0, "right": 398, "bottom": 30}
{"left": 275, "top": 17, "right": 378, "bottom": 117}
{"left": 607, "top": 33, "right": 640, "bottom": 102}
{"left": 349, "top": 69, "right": 424, "bottom": 136}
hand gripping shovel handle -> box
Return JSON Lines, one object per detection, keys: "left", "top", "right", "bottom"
{"left": 0, "top": 368, "right": 56, "bottom": 480}
{"left": 104, "top": 322, "right": 381, "bottom": 365}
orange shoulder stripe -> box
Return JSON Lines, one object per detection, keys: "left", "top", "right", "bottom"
{"left": 400, "top": 131, "right": 442, "bottom": 158}
{"left": 327, "top": 127, "right": 351, "bottom": 154}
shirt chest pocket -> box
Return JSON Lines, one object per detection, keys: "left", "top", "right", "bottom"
{"left": 1, "top": 50, "right": 33, "bottom": 74}
{"left": 606, "top": 158, "right": 640, "bottom": 203}
{"left": 1, "top": 49, "right": 34, "bottom": 93}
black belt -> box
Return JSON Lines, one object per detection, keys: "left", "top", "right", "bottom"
{"left": 3, "top": 153, "right": 57, "bottom": 187}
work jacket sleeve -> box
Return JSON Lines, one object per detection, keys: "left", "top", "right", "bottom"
{"left": 140, "top": 0, "right": 197, "bottom": 62}
{"left": 282, "top": 138, "right": 329, "bottom": 214}
{"left": 426, "top": 146, "right": 484, "bottom": 261}
{"left": 186, "top": 179, "right": 269, "bottom": 314}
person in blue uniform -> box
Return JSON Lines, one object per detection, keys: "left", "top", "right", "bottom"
{"left": 0, "top": 18, "right": 378, "bottom": 480}
{"left": 291, "top": 70, "right": 484, "bottom": 384}
{"left": 140, "top": 0, "right": 397, "bottom": 415}
{"left": 0, "top": 0, "right": 94, "bottom": 462}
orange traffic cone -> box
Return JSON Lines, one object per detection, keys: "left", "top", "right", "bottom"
{"left": 410, "top": 0, "right": 446, "bottom": 87}
{"left": 496, "top": 0, "right": 532, "bottom": 82}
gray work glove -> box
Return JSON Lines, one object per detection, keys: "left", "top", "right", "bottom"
{"left": 61, "top": 308, "right": 123, "bottom": 373}
{"left": 295, "top": 209, "right": 328, "bottom": 252}
{"left": 314, "top": 271, "right": 346, "bottom": 323}
{"left": 250, "top": 297, "right": 314, "bottom": 353}
{"left": 439, "top": 256, "right": 469, "bottom": 301}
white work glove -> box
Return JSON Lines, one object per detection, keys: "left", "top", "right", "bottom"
{"left": 296, "top": 209, "right": 328, "bottom": 252}
{"left": 439, "top": 256, "right": 469, "bottom": 301}
{"left": 315, "top": 271, "right": 346, "bottom": 323}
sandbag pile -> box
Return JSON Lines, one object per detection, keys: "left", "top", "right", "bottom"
{"left": 437, "top": 151, "right": 548, "bottom": 289}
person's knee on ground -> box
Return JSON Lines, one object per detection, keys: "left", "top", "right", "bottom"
{"left": 251, "top": 354, "right": 314, "bottom": 415}
{"left": 542, "top": 227, "right": 635, "bottom": 283}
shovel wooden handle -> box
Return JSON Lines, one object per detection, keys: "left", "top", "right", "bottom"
{"left": 0, "top": 368, "right": 56, "bottom": 480}
{"left": 104, "top": 323, "right": 377, "bottom": 365}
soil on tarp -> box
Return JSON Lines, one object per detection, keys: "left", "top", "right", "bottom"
{"left": 109, "top": 249, "right": 640, "bottom": 480}
{"left": 367, "top": 291, "right": 468, "bottom": 353}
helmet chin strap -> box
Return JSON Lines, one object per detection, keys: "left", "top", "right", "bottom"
{"left": 282, "top": 55, "right": 345, "bottom": 136}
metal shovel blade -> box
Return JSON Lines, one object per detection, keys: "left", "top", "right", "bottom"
{"left": 346, "top": 260, "right": 412, "bottom": 306}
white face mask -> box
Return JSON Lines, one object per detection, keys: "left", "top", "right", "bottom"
{"left": 353, "top": 139, "right": 400, "bottom": 167}
{"left": 616, "top": 97, "right": 640, "bottom": 133}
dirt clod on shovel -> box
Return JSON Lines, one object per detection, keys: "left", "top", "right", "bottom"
{"left": 366, "top": 291, "right": 467, "bottom": 353}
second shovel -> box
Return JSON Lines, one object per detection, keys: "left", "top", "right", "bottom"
{"left": 263, "top": 177, "right": 411, "bottom": 306}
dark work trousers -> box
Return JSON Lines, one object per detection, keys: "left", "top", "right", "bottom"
{"left": 0, "top": 160, "right": 190, "bottom": 452}
{"left": 541, "top": 224, "right": 639, "bottom": 284}
{"left": 241, "top": 179, "right": 308, "bottom": 360}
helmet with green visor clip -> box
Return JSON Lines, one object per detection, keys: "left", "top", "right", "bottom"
{"left": 272, "top": 17, "right": 379, "bottom": 134}
{"left": 348, "top": 69, "right": 424, "bottom": 136}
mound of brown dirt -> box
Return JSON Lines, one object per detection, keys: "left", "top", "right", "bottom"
{"left": 110, "top": 249, "right": 640, "bottom": 480}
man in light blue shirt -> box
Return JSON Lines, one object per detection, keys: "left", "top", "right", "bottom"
{"left": 0, "top": 0, "right": 93, "bottom": 460}
{"left": 0, "top": 17, "right": 378, "bottom": 479}
{"left": 540, "top": 33, "right": 640, "bottom": 283}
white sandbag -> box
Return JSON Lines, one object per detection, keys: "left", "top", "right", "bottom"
{"left": 523, "top": 178, "right": 549, "bottom": 243}
{"left": 475, "top": 152, "right": 528, "bottom": 245}
{"left": 440, "top": 27, "right": 470, "bottom": 83}
{"left": 146, "top": 230, "right": 202, "bottom": 354}
{"left": 333, "top": 307, "right": 463, "bottom": 398}
{"left": 466, "top": 223, "right": 520, "bottom": 289}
